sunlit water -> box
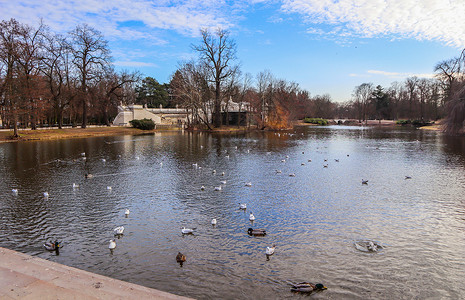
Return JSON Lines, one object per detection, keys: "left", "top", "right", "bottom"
{"left": 1, "top": 126, "right": 465, "bottom": 299}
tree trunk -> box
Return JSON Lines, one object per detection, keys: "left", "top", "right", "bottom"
{"left": 214, "top": 81, "right": 221, "bottom": 127}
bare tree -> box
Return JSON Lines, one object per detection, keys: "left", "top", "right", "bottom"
{"left": 353, "top": 83, "right": 374, "bottom": 123}
{"left": 192, "top": 28, "right": 238, "bottom": 127}
{"left": 69, "top": 24, "right": 111, "bottom": 128}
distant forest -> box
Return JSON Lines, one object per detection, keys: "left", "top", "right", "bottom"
{"left": 1, "top": 19, "right": 464, "bottom": 135}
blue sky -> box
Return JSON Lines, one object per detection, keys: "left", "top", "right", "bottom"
{"left": 1, "top": 0, "right": 463, "bottom": 102}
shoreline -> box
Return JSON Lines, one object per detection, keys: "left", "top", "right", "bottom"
{"left": 0, "top": 122, "right": 444, "bottom": 144}
{"left": 0, "top": 247, "right": 191, "bottom": 299}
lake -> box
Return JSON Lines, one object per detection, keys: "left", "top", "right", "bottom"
{"left": 1, "top": 126, "right": 465, "bottom": 299}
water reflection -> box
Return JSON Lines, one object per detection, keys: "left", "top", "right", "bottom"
{"left": 1, "top": 127, "right": 465, "bottom": 299}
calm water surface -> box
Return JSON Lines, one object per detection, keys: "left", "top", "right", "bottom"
{"left": 1, "top": 126, "right": 465, "bottom": 299}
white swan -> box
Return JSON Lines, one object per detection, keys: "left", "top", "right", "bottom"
{"left": 266, "top": 245, "right": 276, "bottom": 256}
{"left": 114, "top": 226, "right": 124, "bottom": 235}
{"left": 249, "top": 212, "right": 255, "bottom": 221}
{"left": 109, "top": 239, "right": 116, "bottom": 250}
{"left": 181, "top": 227, "right": 196, "bottom": 234}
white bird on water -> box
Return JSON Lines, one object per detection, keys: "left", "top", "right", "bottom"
{"left": 245, "top": 182, "right": 252, "bottom": 187}
{"left": 43, "top": 192, "right": 49, "bottom": 198}
{"left": 109, "top": 239, "right": 116, "bottom": 250}
{"left": 72, "top": 183, "right": 79, "bottom": 189}
{"left": 114, "top": 226, "right": 124, "bottom": 235}
{"left": 12, "top": 189, "right": 18, "bottom": 195}
{"left": 249, "top": 212, "right": 255, "bottom": 221}
{"left": 211, "top": 218, "right": 217, "bottom": 225}
{"left": 266, "top": 245, "right": 276, "bottom": 256}
{"left": 200, "top": 186, "right": 205, "bottom": 191}
{"left": 239, "top": 203, "right": 247, "bottom": 210}
{"left": 220, "top": 180, "right": 227, "bottom": 185}
{"left": 214, "top": 186, "right": 222, "bottom": 191}
{"left": 125, "top": 209, "right": 130, "bottom": 217}
{"left": 107, "top": 186, "right": 112, "bottom": 190}
{"left": 181, "top": 227, "right": 196, "bottom": 234}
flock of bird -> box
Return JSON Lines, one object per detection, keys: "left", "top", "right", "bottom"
{"left": 8, "top": 140, "right": 410, "bottom": 295}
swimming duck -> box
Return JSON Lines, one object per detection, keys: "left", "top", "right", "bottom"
{"left": 308, "top": 159, "right": 312, "bottom": 162}
{"left": 354, "top": 240, "right": 382, "bottom": 252}
{"left": 114, "top": 226, "right": 124, "bottom": 235}
{"left": 181, "top": 227, "right": 196, "bottom": 234}
{"left": 176, "top": 252, "right": 186, "bottom": 264}
{"left": 248, "top": 228, "right": 266, "bottom": 236}
{"left": 239, "top": 203, "right": 247, "bottom": 210}
{"left": 200, "top": 186, "right": 205, "bottom": 190}
{"left": 362, "top": 179, "right": 368, "bottom": 185}
{"left": 44, "top": 240, "right": 62, "bottom": 254}
{"left": 221, "top": 172, "right": 225, "bottom": 176}
{"left": 290, "top": 282, "right": 327, "bottom": 293}
{"left": 220, "top": 180, "right": 227, "bottom": 185}
{"left": 265, "top": 245, "right": 276, "bottom": 256}
{"left": 85, "top": 173, "right": 93, "bottom": 179}
{"left": 276, "top": 170, "right": 282, "bottom": 174}
{"left": 211, "top": 218, "right": 217, "bottom": 225}
{"left": 214, "top": 186, "right": 222, "bottom": 191}
{"left": 405, "top": 176, "right": 412, "bottom": 179}
{"left": 245, "top": 182, "right": 252, "bottom": 187}
{"left": 109, "top": 239, "right": 116, "bottom": 250}
{"left": 289, "top": 173, "right": 296, "bottom": 177}
{"left": 249, "top": 212, "right": 255, "bottom": 221}
{"left": 125, "top": 209, "right": 130, "bottom": 217}
{"left": 323, "top": 164, "right": 328, "bottom": 168}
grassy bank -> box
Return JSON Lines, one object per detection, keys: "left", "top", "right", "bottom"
{"left": 0, "top": 127, "right": 159, "bottom": 143}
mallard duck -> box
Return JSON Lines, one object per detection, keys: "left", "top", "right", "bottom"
{"left": 176, "top": 252, "right": 186, "bottom": 264}
{"left": 290, "top": 282, "right": 327, "bottom": 293}
{"left": 44, "top": 240, "right": 62, "bottom": 251}
{"left": 249, "top": 212, "right": 255, "bottom": 221}
{"left": 239, "top": 203, "right": 247, "bottom": 210}
{"left": 114, "top": 226, "right": 124, "bottom": 235}
{"left": 265, "top": 245, "right": 276, "bottom": 256}
{"left": 108, "top": 239, "right": 116, "bottom": 250}
{"left": 248, "top": 228, "right": 266, "bottom": 236}
{"left": 181, "top": 227, "right": 196, "bottom": 234}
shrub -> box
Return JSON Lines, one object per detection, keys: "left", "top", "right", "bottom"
{"left": 129, "top": 118, "right": 155, "bottom": 130}
{"left": 304, "top": 117, "right": 328, "bottom": 125}
{"left": 396, "top": 119, "right": 410, "bottom": 125}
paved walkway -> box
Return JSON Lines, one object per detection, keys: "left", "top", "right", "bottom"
{"left": 0, "top": 247, "right": 192, "bottom": 300}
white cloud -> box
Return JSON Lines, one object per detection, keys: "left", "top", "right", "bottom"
{"left": 281, "top": 0, "right": 465, "bottom": 48}
{"left": 0, "top": 0, "right": 236, "bottom": 39}
{"left": 367, "top": 69, "right": 435, "bottom": 79}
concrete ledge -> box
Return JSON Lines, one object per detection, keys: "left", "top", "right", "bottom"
{"left": 0, "top": 247, "right": 192, "bottom": 300}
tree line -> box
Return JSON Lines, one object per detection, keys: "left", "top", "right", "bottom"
{"left": 2, "top": 19, "right": 464, "bottom": 134}
{"left": 0, "top": 19, "right": 139, "bottom": 137}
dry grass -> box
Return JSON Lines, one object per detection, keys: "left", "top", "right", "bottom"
{"left": 0, "top": 127, "right": 158, "bottom": 143}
